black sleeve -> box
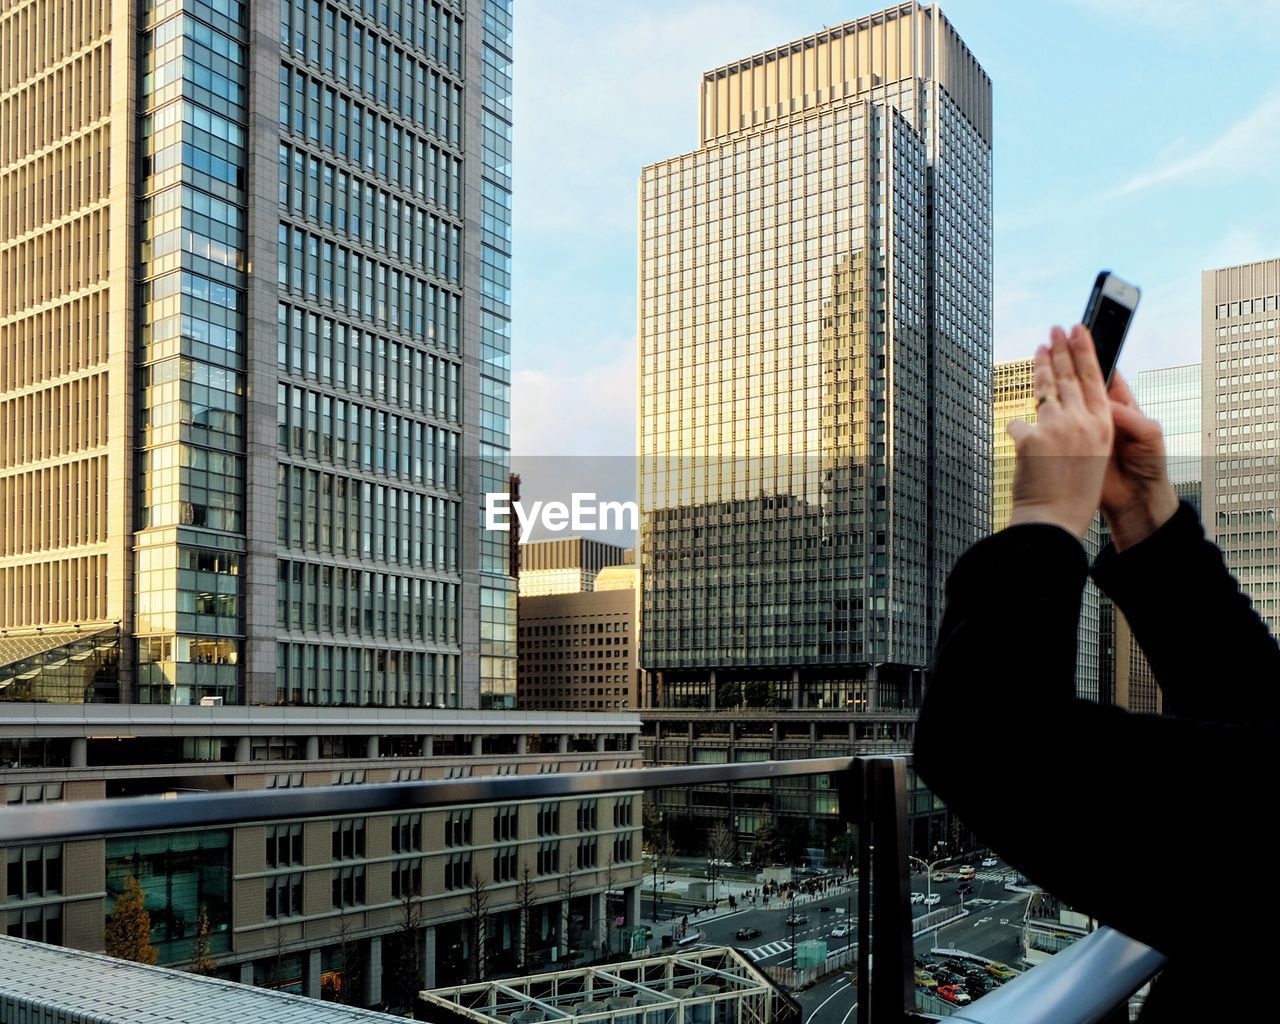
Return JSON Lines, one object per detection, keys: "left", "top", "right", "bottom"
{"left": 914, "top": 523, "right": 1277, "bottom": 960}
{"left": 1091, "top": 501, "right": 1280, "bottom": 722}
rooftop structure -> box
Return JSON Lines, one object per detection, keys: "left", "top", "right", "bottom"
{"left": 0, "top": 934, "right": 402, "bottom": 1024}
{"left": 418, "top": 948, "right": 778, "bottom": 1024}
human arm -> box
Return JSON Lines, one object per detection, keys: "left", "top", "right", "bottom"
{"left": 914, "top": 524, "right": 1276, "bottom": 959}
{"left": 1091, "top": 500, "right": 1280, "bottom": 722}
{"left": 1093, "top": 371, "right": 1280, "bottom": 721}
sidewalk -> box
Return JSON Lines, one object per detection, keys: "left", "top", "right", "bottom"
{"left": 639, "top": 878, "right": 857, "bottom": 930}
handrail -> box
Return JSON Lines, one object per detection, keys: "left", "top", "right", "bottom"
{"left": 0, "top": 751, "right": 1168, "bottom": 1024}
{"left": 0, "top": 756, "right": 856, "bottom": 845}
{"left": 942, "top": 926, "right": 1166, "bottom": 1024}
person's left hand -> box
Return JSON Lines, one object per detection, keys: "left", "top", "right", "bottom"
{"left": 1006, "top": 325, "right": 1114, "bottom": 539}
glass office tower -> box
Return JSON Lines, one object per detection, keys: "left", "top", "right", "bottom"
{"left": 639, "top": 3, "right": 992, "bottom": 711}
{"left": 0, "top": 0, "right": 515, "bottom": 708}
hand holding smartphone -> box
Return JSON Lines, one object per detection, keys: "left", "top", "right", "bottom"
{"left": 1082, "top": 270, "right": 1140, "bottom": 385}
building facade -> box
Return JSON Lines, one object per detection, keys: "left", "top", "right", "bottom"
{"left": 2, "top": 707, "right": 643, "bottom": 1002}
{"left": 0, "top": 0, "right": 516, "bottom": 709}
{"left": 518, "top": 566, "right": 640, "bottom": 710}
{"left": 517, "top": 539, "right": 630, "bottom": 598}
{"left": 1101, "top": 362, "right": 1202, "bottom": 713}
{"left": 638, "top": 3, "right": 993, "bottom": 713}
{"left": 1202, "top": 261, "right": 1280, "bottom": 631}
{"left": 992, "top": 358, "right": 1100, "bottom": 700}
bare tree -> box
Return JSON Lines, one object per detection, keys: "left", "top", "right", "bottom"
{"left": 516, "top": 861, "right": 538, "bottom": 971}
{"left": 557, "top": 862, "right": 578, "bottom": 961}
{"left": 708, "top": 822, "right": 737, "bottom": 866}
{"left": 466, "top": 871, "right": 491, "bottom": 982}
{"left": 643, "top": 802, "right": 677, "bottom": 922}
{"left": 329, "top": 912, "right": 362, "bottom": 1005}
{"left": 388, "top": 884, "right": 423, "bottom": 1010}
{"left": 602, "top": 858, "right": 618, "bottom": 959}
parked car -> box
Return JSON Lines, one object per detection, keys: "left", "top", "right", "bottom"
{"left": 910, "top": 892, "right": 925, "bottom": 904}
{"left": 956, "top": 883, "right": 974, "bottom": 896}
{"left": 735, "top": 926, "right": 761, "bottom": 941}
{"left": 913, "top": 970, "right": 938, "bottom": 989}
{"left": 965, "top": 974, "right": 996, "bottom": 996}
{"left": 831, "top": 922, "right": 850, "bottom": 938}
{"left": 985, "top": 962, "right": 1017, "bottom": 981}
{"left": 924, "top": 893, "right": 942, "bottom": 907}
{"left": 784, "top": 914, "right": 808, "bottom": 926}
{"left": 937, "top": 985, "right": 972, "bottom": 1006}
{"left": 931, "top": 968, "right": 965, "bottom": 987}
{"left": 980, "top": 857, "right": 999, "bottom": 868}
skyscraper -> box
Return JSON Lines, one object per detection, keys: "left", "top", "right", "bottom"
{"left": 0, "top": 0, "right": 515, "bottom": 709}
{"left": 992, "top": 358, "right": 1100, "bottom": 700}
{"left": 1202, "top": 259, "right": 1280, "bottom": 631}
{"left": 639, "top": 3, "right": 992, "bottom": 711}
{"left": 1097, "top": 362, "right": 1201, "bottom": 713}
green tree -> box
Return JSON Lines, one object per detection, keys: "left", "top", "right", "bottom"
{"left": 104, "top": 876, "right": 158, "bottom": 965}
{"left": 187, "top": 904, "right": 217, "bottom": 976}
{"left": 716, "top": 680, "right": 742, "bottom": 708}
{"left": 743, "top": 680, "right": 771, "bottom": 707}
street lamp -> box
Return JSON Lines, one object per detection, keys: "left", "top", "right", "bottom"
{"left": 908, "top": 855, "right": 950, "bottom": 908}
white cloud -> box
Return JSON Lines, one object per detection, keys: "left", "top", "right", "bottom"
{"left": 512, "top": 345, "right": 636, "bottom": 457}
{"left": 1114, "top": 89, "right": 1280, "bottom": 196}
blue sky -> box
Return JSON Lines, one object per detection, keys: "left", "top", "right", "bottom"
{"left": 510, "top": 0, "right": 1280, "bottom": 456}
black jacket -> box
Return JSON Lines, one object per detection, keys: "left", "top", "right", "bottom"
{"left": 915, "top": 502, "right": 1278, "bottom": 1020}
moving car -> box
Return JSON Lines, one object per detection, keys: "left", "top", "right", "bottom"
{"left": 910, "top": 892, "right": 925, "bottom": 904}
{"left": 735, "top": 926, "right": 761, "bottom": 941}
{"left": 956, "top": 883, "right": 974, "bottom": 896}
{"left": 937, "top": 985, "right": 972, "bottom": 1006}
{"left": 985, "top": 961, "right": 1017, "bottom": 981}
{"left": 831, "top": 922, "right": 850, "bottom": 938}
{"left": 784, "top": 914, "right": 808, "bottom": 926}
{"left": 981, "top": 857, "right": 999, "bottom": 868}
{"left": 924, "top": 893, "right": 942, "bottom": 907}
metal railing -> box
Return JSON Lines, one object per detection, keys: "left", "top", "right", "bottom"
{"left": 0, "top": 754, "right": 1165, "bottom": 1023}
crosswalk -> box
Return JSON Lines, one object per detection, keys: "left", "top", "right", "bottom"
{"left": 744, "top": 940, "right": 792, "bottom": 962}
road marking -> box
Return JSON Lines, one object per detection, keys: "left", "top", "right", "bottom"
{"left": 806, "top": 980, "right": 852, "bottom": 1024}
{"left": 838, "top": 997, "right": 859, "bottom": 1024}
{"left": 746, "top": 940, "right": 792, "bottom": 961}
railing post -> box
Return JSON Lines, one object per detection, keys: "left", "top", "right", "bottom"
{"left": 848, "top": 756, "right": 914, "bottom": 1024}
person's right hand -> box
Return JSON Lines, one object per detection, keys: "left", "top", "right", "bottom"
{"left": 1100, "top": 371, "right": 1180, "bottom": 552}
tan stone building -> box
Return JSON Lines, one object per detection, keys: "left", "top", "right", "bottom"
{"left": 2, "top": 706, "right": 643, "bottom": 1001}
{"left": 518, "top": 566, "right": 640, "bottom": 710}
{"left": 1202, "top": 258, "right": 1280, "bottom": 631}
{"left": 517, "top": 539, "right": 631, "bottom": 598}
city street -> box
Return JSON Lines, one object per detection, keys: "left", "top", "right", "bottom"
{"left": 637, "top": 859, "right": 1030, "bottom": 1024}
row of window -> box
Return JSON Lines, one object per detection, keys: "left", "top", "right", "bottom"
{"left": 276, "top": 382, "right": 457, "bottom": 484}
{"left": 280, "top": 60, "right": 461, "bottom": 185}
{"left": 276, "top": 464, "right": 459, "bottom": 570}
{"left": 280, "top": 0, "right": 464, "bottom": 97}
{"left": 277, "top": 559, "right": 459, "bottom": 640}
{"left": 280, "top": 141, "right": 460, "bottom": 250}
{"left": 1216, "top": 297, "right": 1280, "bottom": 319}
{"left": 278, "top": 221, "right": 459, "bottom": 336}
{"left": 275, "top": 641, "right": 459, "bottom": 708}
{"left": 278, "top": 302, "right": 460, "bottom": 404}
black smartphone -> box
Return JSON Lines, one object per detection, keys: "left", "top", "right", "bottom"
{"left": 1082, "top": 270, "right": 1140, "bottom": 385}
